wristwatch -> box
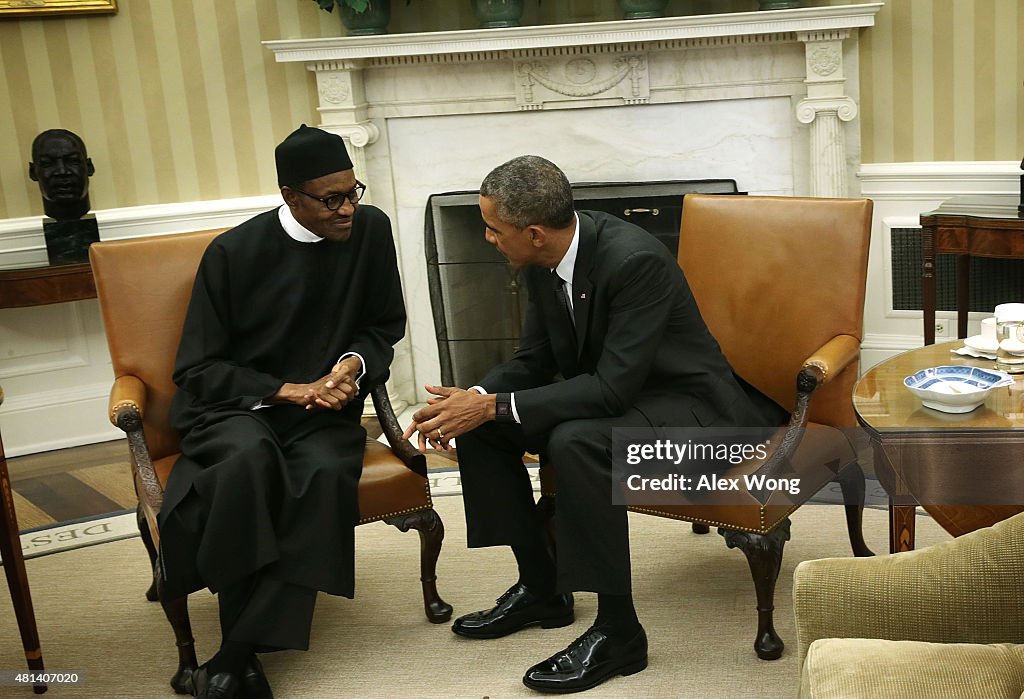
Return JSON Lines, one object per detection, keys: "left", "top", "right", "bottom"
{"left": 494, "top": 392, "right": 515, "bottom": 423}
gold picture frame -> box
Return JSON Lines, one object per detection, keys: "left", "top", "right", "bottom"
{"left": 0, "top": 0, "right": 118, "bottom": 19}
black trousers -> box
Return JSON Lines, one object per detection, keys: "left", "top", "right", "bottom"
{"left": 456, "top": 408, "right": 659, "bottom": 596}
{"left": 218, "top": 573, "right": 318, "bottom": 652}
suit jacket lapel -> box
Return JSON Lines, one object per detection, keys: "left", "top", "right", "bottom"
{"left": 572, "top": 213, "right": 596, "bottom": 360}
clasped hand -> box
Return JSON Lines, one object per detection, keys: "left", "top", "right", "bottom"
{"left": 401, "top": 384, "right": 492, "bottom": 452}
{"left": 273, "top": 357, "right": 360, "bottom": 411}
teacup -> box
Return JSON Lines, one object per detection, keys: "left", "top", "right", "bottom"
{"left": 994, "top": 304, "right": 1024, "bottom": 371}
{"left": 981, "top": 317, "right": 998, "bottom": 344}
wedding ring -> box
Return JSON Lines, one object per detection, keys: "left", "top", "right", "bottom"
{"left": 437, "top": 428, "right": 444, "bottom": 440}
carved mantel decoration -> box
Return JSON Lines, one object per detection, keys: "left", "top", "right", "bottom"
{"left": 515, "top": 54, "right": 649, "bottom": 109}
{"left": 266, "top": 4, "right": 882, "bottom": 200}
{"left": 264, "top": 4, "right": 882, "bottom": 402}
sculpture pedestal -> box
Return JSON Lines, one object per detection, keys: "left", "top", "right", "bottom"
{"left": 43, "top": 214, "right": 99, "bottom": 266}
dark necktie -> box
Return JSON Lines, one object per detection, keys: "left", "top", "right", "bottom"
{"left": 552, "top": 271, "right": 575, "bottom": 329}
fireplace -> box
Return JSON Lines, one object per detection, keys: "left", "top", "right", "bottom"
{"left": 426, "top": 180, "right": 739, "bottom": 386}
{"left": 265, "top": 4, "right": 881, "bottom": 404}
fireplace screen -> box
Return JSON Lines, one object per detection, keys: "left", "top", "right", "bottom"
{"left": 425, "top": 180, "right": 740, "bottom": 387}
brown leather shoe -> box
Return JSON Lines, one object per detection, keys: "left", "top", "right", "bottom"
{"left": 452, "top": 582, "right": 574, "bottom": 639}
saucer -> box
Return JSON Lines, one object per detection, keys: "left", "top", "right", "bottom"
{"left": 963, "top": 335, "right": 998, "bottom": 353}
{"left": 999, "top": 338, "right": 1024, "bottom": 356}
{"left": 952, "top": 346, "right": 997, "bottom": 360}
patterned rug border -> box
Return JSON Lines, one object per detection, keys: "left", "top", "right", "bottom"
{"left": 4, "top": 463, "right": 896, "bottom": 564}
{"left": 6, "top": 511, "right": 140, "bottom": 563}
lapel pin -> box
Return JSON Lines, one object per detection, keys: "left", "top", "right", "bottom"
{"left": 579, "top": 293, "right": 586, "bottom": 300}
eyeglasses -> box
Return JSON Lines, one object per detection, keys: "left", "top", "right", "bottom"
{"left": 290, "top": 181, "right": 366, "bottom": 211}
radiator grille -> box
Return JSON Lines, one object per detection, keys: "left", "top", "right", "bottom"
{"left": 890, "top": 227, "right": 1024, "bottom": 312}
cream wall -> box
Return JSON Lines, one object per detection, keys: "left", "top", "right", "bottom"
{"left": 0, "top": 1, "right": 671, "bottom": 219}
{"left": 2, "top": 1, "right": 1021, "bottom": 221}
{"left": 1, "top": 0, "right": 806, "bottom": 221}
{"left": 859, "top": 0, "right": 1023, "bottom": 163}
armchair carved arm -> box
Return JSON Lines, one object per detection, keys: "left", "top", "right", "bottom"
{"left": 107, "top": 376, "right": 164, "bottom": 513}
{"left": 756, "top": 334, "right": 861, "bottom": 481}
{"left": 371, "top": 383, "right": 426, "bottom": 478}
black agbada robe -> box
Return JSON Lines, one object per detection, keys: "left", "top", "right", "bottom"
{"left": 158, "top": 204, "right": 405, "bottom": 604}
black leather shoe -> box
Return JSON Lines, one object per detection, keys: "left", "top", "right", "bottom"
{"left": 522, "top": 625, "right": 648, "bottom": 693}
{"left": 190, "top": 663, "right": 241, "bottom": 699}
{"left": 242, "top": 656, "right": 273, "bottom": 699}
{"left": 452, "top": 582, "right": 574, "bottom": 639}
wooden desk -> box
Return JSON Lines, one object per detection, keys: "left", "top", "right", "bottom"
{"left": 0, "top": 263, "right": 95, "bottom": 308}
{"left": 920, "top": 195, "right": 1024, "bottom": 345}
{"left": 854, "top": 341, "right": 1024, "bottom": 553}
{"left": 0, "top": 261, "right": 94, "bottom": 694}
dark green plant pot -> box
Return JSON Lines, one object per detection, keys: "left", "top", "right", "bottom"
{"left": 473, "top": 0, "right": 525, "bottom": 28}
{"left": 619, "top": 0, "right": 669, "bottom": 20}
{"left": 340, "top": 0, "right": 391, "bottom": 36}
{"left": 757, "top": 0, "right": 803, "bottom": 9}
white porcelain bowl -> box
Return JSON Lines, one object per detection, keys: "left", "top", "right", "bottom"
{"left": 904, "top": 366, "right": 1015, "bottom": 413}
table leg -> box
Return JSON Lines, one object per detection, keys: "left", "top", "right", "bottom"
{"left": 889, "top": 500, "right": 917, "bottom": 553}
{"left": 0, "top": 434, "right": 47, "bottom": 694}
{"left": 871, "top": 441, "right": 918, "bottom": 553}
{"left": 956, "top": 254, "right": 970, "bottom": 339}
{"left": 922, "top": 225, "right": 936, "bottom": 345}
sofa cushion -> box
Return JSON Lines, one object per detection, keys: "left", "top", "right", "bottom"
{"left": 800, "top": 638, "right": 1024, "bottom": 699}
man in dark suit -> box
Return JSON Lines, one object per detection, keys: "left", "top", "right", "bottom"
{"left": 403, "top": 155, "right": 781, "bottom": 693}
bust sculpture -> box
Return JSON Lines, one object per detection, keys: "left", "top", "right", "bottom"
{"left": 28, "top": 129, "right": 100, "bottom": 265}
{"left": 29, "top": 129, "right": 95, "bottom": 222}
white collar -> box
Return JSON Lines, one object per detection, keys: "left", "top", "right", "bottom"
{"left": 553, "top": 212, "right": 580, "bottom": 284}
{"left": 278, "top": 204, "right": 324, "bottom": 243}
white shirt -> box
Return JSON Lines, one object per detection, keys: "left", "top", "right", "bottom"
{"left": 553, "top": 213, "right": 581, "bottom": 314}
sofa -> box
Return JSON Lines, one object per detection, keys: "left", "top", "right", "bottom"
{"left": 793, "top": 512, "right": 1024, "bottom": 698}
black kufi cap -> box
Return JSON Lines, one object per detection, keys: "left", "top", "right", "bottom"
{"left": 275, "top": 124, "right": 353, "bottom": 187}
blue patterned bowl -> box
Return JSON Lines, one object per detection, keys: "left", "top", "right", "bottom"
{"left": 904, "top": 365, "right": 1015, "bottom": 413}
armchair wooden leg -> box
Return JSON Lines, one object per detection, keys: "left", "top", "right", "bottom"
{"left": 137, "top": 505, "right": 160, "bottom": 602}
{"left": 836, "top": 462, "right": 874, "bottom": 557}
{"left": 691, "top": 523, "right": 710, "bottom": 534}
{"left": 156, "top": 572, "right": 198, "bottom": 695}
{"left": 720, "top": 518, "right": 791, "bottom": 661}
{"left": 385, "top": 508, "right": 453, "bottom": 624}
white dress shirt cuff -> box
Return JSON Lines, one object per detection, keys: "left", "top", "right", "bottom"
{"left": 336, "top": 352, "right": 366, "bottom": 387}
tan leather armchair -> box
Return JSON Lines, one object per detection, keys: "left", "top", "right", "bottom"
{"left": 90, "top": 230, "right": 451, "bottom": 693}
{"left": 540, "top": 193, "right": 875, "bottom": 660}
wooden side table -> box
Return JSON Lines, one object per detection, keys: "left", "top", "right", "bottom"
{"left": 0, "top": 261, "right": 96, "bottom": 694}
{"left": 853, "top": 341, "right": 1024, "bottom": 553}
{"left": 0, "top": 263, "right": 95, "bottom": 308}
{"left": 920, "top": 195, "right": 1024, "bottom": 344}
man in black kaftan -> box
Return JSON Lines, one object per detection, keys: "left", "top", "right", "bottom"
{"left": 158, "top": 125, "right": 406, "bottom": 699}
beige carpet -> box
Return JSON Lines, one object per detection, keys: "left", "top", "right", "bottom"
{"left": 0, "top": 497, "right": 948, "bottom": 699}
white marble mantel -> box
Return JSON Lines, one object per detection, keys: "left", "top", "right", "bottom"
{"left": 264, "top": 4, "right": 882, "bottom": 404}
{"left": 265, "top": 5, "right": 881, "bottom": 61}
